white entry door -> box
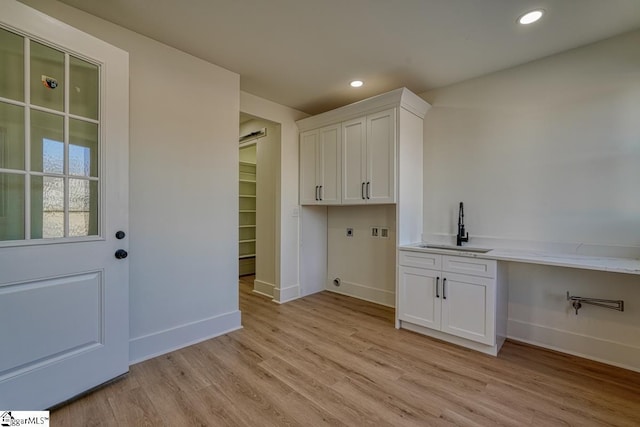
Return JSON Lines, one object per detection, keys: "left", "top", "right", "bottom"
{"left": 0, "top": 1, "right": 129, "bottom": 409}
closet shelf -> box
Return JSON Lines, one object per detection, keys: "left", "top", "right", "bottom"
{"left": 239, "top": 151, "right": 257, "bottom": 275}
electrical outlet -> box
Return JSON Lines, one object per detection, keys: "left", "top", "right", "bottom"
{"left": 380, "top": 227, "right": 389, "bottom": 238}
{"left": 346, "top": 228, "right": 354, "bottom": 237}
{"left": 371, "top": 227, "right": 379, "bottom": 238}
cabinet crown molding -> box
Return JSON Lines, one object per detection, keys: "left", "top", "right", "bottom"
{"left": 296, "top": 87, "right": 430, "bottom": 132}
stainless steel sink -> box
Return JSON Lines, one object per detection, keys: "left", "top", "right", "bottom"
{"left": 419, "top": 244, "right": 492, "bottom": 254}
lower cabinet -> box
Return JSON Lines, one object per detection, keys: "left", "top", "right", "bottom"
{"left": 398, "top": 250, "right": 507, "bottom": 355}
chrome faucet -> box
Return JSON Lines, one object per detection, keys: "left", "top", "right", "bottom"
{"left": 456, "top": 202, "right": 469, "bottom": 246}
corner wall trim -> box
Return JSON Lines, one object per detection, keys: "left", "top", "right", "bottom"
{"left": 129, "top": 310, "right": 242, "bottom": 365}
{"left": 507, "top": 319, "right": 640, "bottom": 373}
{"left": 273, "top": 284, "right": 300, "bottom": 304}
{"left": 253, "top": 279, "right": 275, "bottom": 298}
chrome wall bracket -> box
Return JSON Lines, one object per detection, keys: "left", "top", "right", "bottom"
{"left": 566, "top": 291, "right": 624, "bottom": 315}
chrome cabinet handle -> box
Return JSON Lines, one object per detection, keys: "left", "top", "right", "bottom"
{"left": 366, "top": 182, "right": 370, "bottom": 199}
{"left": 315, "top": 185, "right": 319, "bottom": 201}
{"left": 361, "top": 182, "right": 365, "bottom": 199}
{"left": 443, "top": 278, "right": 447, "bottom": 299}
{"left": 436, "top": 277, "right": 440, "bottom": 298}
{"left": 319, "top": 185, "right": 323, "bottom": 201}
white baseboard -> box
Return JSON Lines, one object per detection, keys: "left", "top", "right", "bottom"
{"left": 326, "top": 279, "right": 395, "bottom": 307}
{"left": 508, "top": 319, "right": 640, "bottom": 373}
{"left": 253, "top": 279, "right": 275, "bottom": 298}
{"left": 129, "top": 310, "right": 242, "bottom": 365}
{"left": 273, "top": 284, "right": 300, "bottom": 304}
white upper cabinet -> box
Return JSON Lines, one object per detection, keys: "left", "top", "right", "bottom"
{"left": 297, "top": 88, "right": 429, "bottom": 210}
{"left": 342, "top": 109, "right": 396, "bottom": 204}
{"left": 300, "top": 123, "right": 341, "bottom": 205}
{"left": 300, "top": 129, "right": 319, "bottom": 204}
{"left": 342, "top": 117, "right": 367, "bottom": 204}
{"left": 366, "top": 109, "right": 395, "bottom": 203}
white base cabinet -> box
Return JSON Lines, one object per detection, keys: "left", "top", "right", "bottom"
{"left": 398, "top": 250, "right": 508, "bottom": 355}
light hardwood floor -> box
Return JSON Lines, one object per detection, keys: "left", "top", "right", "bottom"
{"left": 52, "top": 275, "right": 640, "bottom": 426}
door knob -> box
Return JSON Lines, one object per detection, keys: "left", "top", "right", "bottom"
{"left": 115, "top": 231, "right": 126, "bottom": 239}
{"left": 115, "top": 249, "right": 128, "bottom": 259}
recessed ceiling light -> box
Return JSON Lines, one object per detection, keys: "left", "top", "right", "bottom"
{"left": 518, "top": 9, "right": 544, "bottom": 25}
{"left": 350, "top": 80, "right": 364, "bottom": 88}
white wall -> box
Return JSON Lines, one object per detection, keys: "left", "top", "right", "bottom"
{"left": 327, "top": 205, "right": 396, "bottom": 306}
{"left": 22, "top": 0, "right": 242, "bottom": 363}
{"left": 240, "top": 92, "right": 308, "bottom": 303}
{"left": 421, "top": 30, "right": 640, "bottom": 250}
{"left": 420, "top": 30, "right": 640, "bottom": 371}
{"left": 239, "top": 119, "right": 279, "bottom": 296}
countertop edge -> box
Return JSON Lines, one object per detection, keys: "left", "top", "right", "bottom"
{"left": 399, "top": 244, "right": 640, "bottom": 276}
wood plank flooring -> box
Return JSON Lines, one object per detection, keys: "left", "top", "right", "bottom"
{"left": 52, "top": 275, "right": 640, "bottom": 426}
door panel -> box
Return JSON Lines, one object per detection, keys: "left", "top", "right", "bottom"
{"left": 441, "top": 272, "right": 495, "bottom": 345}
{"left": 398, "top": 266, "right": 441, "bottom": 329}
{"left": 0, "top": 272, "right": 102, "bottom": 377}
{"left": 0, "top": 1, "right": 129, "bottom": 410}
{"left": 342, "top": 117, "right": 366, "bottom": 204}
{"left": 318, "top": 124, "right": 341, "bottom": 204}
{"left": 366, "top": 108, "right": 395, "bottom": 203}
{"left": 299, "top": 129, "right": 318, "bottom": 204}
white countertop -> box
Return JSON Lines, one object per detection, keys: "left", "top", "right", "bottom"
{"left": 399, "top": 243, "right": 640, "bottom": 275}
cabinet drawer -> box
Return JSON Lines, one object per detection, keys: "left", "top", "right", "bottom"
{"left": 399, "top": 250, "right": 442, "bottom": 269}
{"left": 442, "top": 255, "right": 496, "bottom": 278}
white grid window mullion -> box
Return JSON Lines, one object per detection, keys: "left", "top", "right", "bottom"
{"left": 63, "top": 52, "right": 70, "bottom": 238}
{"left": 24, "top": 36, "right": 31, "bottom": 240}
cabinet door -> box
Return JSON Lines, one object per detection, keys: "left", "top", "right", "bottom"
{"left": 318, "top": 124, "right": 341, "bottom": 205}
{"left": 366, "top": 108, "right": 396, "bottom": 203}
{"left": 300, "top": 129, "right": 319, "bottom": 205}
{"left": 342, "top": 117, "right": 367, "bottom": 204}
{"left": 440, "top": 272, "right": 495, "bottom": 345}
{"left": 398, "top": 266, "right": 441, "bottom": 330}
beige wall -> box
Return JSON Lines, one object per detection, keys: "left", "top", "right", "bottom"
{"left": 239, "top": 144, "right": 256, "bottom": 163}
{"left": 21, "top": 0, "right": 242, "bottom": 362}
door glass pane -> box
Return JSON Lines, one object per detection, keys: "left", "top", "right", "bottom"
{"left": 69, "top": 119, "right": 98, "bottom": 177}
{"left": 31, "top": 175, "right": 64, "bottom": 239}
{"left": 69, "top": 56, "right": 98, "bottom": 120}
{"left": 69, "top": 178, "right": 97, "bottom": 237}
{"left": 0, "top": 102, "right": 25, "bottom": 170}
{"left": 0, "top": 173, "right": 25, "bottom": 241}
{"left": 0, "top": 28, "right": 24, "bottom": 102}
{"left": 30, "top": 41, "right": 64, "bottom": 112}
{"left": 30, "top": 110, "right": 64, "bottom": 174}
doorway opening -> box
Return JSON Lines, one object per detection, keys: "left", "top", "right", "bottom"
{"left": 238, "top": 113, "right": 279, "bottom": 299}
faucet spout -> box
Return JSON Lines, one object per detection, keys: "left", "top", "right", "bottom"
{"left": 456, "top": 202, "right": 469, "bottom": 246}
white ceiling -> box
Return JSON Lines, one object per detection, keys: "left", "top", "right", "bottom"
{"left": 57, "top": 0, "right": 640, "bottom": 115}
